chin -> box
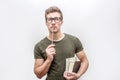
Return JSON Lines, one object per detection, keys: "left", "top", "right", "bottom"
{"left": 50, "top": 30, "right": 58, "bottom": 33}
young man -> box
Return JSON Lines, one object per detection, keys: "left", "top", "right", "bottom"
{"left": 34, "top": 6, "right": 89, "bottom": 80}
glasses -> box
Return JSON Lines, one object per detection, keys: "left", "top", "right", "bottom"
{"left": 46, "top": 17, "right": 61, "bottom": 23}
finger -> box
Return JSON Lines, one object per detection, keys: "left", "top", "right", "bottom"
{"left": 64, "top": 72, "right": 72, "bottom": 78}
{"left": 48, "top": 44, "right": 55, "bottom": 48}
{"left": 63, "top": 71, "right": 68, "bottom": 77}
{"left": 50, "top": 51, "right": 56, "bottom": 55}
{"left": 49, "top": 47, "right": 55, "bottom": 50}
{"left": 48, "top": 48, "right": 55, "bottom": 53}
{"left": 68, "top": 72, "right": 76, "bottom": 77}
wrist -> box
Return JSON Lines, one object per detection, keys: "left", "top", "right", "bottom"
{"left": 76, "top": 73, "right": 81, "bottom": 79}
{"left": 46, "top": 58, "right": 52, "bottom": 63}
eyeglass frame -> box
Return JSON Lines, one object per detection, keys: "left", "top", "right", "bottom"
{"left": 46, "top": 17, "right": 62, "bottom": 23}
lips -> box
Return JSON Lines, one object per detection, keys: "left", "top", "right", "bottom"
{"left": 51, "top": 26, "right": 56, "bottom": 30}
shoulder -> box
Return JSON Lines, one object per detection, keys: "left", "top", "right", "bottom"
{"left": 34, "top": 37, "right": 48, "bottom": 48}
{"left": 64, "top": 33, "right": 83, "bottom": 45}
{"left": 65, "top": 33, "right": 79, "bottom": 41}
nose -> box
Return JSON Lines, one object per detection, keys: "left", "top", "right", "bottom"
{"left": 51, "top": 20, "right": 55, "bottom": 24}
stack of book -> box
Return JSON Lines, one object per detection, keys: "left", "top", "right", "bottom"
{"left": 66, "top": 57, "right": 81, "bottom": 73}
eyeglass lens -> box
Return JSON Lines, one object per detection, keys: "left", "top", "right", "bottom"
{"left": 47, "top": 17, "right": 61, "bottom": 23}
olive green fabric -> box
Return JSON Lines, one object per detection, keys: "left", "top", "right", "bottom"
{"left": 34, "top": 33, "right": 83, "bottom": 80}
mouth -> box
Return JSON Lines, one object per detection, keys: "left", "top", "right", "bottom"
{"left": 51, "top": 26, "right": 56, "bottom": 30}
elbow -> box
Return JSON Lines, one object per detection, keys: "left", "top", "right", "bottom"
{"left": 34, "top": 69, "right": 42, "bottom": 79}
{"left": 36, "top": 75, "right": 42, "bottom": 79}
{"left": 36, "top": 74, "right": 42, "bottom": 79}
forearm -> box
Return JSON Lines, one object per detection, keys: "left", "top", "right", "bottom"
{"left": 34, "top": 44, "right": 56, "bottom": 79}
{"left": 77, "top": 59, "right": 89, "bottom": 78}
{"left": 34, "top": 59, "right": 52, "bottom": 78}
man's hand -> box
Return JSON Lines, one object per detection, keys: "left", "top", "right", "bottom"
{"left": 63, "top": 71, "right": 79, "bottom": 80}
{"left": 45, "top": 44, "right": 56, "bottom": 62}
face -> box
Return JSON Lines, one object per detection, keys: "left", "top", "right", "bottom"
{"left": 46, "top": 12, "right": 63, "bottom": 33}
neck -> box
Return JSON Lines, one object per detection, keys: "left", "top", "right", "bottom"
{"left": 48, "top": 31, "right": 64, "bottom": 41}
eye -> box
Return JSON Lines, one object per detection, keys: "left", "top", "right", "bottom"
{"left": 54, "top": 17, "right": 59, "bottom": 20}
{"left": 47, "top": 18, "right": 51, "bottom": 21}
{"left": 46, "top": 17, "right": 61, "bottom": 23}
{"left": 47, "top": 18, "right": 52, "bottom": 22}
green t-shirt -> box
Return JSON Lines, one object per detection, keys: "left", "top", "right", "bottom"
{"left": 34, "top": 33, "right": 83, "bottom": 80}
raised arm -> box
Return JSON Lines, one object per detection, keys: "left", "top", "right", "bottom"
{"left": 34, "top": 58, "right": 52, "bottom": 78}
{"left": 34, "top": 44, "right": 56, "bottom": 79}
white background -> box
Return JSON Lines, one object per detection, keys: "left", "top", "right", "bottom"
{"left": 0, "top": 0, "right": 120, "bottom": 80}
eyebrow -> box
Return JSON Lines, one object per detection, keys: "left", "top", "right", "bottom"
{"left": 47, "top": 17, "right": 61, "bottom": 18}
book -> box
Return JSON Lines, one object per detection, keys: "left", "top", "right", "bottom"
{"left": 66, "top": 57, "right": 81, "bottom": 73}
{"left": 72, "top": 61, "right": 81, "bottom": 73}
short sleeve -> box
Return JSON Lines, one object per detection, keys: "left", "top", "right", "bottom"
{"left": 75, "top": 37, "right": 83, "bottom": 53}
{"left": 34, "top": 43, "right": 43, "bottom": 59}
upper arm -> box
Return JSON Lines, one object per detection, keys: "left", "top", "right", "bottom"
{"left": 76, "top": 50, "right": 88, "bottom": 62}
{"left": 34, "top": 59, "right": 44, "bottom": 70}
{"left": 34, "top": 59, "right": 45, "bottom": 78}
